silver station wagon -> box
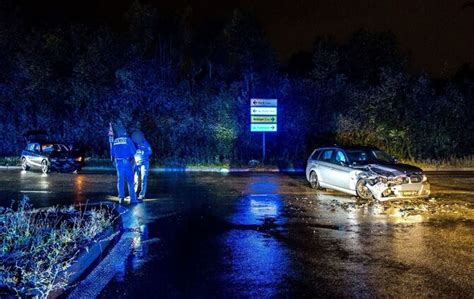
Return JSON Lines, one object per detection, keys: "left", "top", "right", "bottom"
{"left": 306, "top": 146, "right": 430, "bottom": 201}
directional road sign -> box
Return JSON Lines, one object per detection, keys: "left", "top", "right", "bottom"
{"left": 250, "top": 98, "right": 278, "bottom": 163}
{"left": 250, "top": 99, "right": 278, "bottom": 107}
{"left": 250, "top": 107, "right": 277, "bottom": 115}
{"left": 251, "top": 124, "right": 277, "bottom": 132}
{"left": 251, "top": 116, "right": 277, "bottom": 123}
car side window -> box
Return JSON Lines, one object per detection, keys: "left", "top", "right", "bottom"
{"left": 335, "top": 150, "right": 347, "bottom": 164}
{"left": 34, "top": 144, "right": 41, "bottom": 152}
{"left": 319, "top": 150, "right": 334, "bottom": 162}
{"left": 311, "top": 150, "right": 321, "bottom": 160}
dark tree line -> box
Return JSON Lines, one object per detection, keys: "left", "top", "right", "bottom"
{"left": 0, "top": 1, "right": 472, "bottom": 166}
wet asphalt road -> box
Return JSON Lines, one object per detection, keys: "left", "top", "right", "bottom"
{"left": 0, "top": 170, "right": 473, "bottom": 298}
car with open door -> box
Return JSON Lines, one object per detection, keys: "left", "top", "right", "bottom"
{"left": 305, "top": 146, "right": 430, "bottom": 201}
{"left": 20, "top": 130, "right": 84, "bottom": 174}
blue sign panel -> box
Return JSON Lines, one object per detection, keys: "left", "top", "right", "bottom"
{"left": 251, "top": 99, "right": 278, "bottom": 107}
{"left": 251, "top": 124, "right": 277, "bottom": 132}
{"left": 250, "top": 107, "right": 277, "bottom": 115}
{"left": 250, "top": 98, "right": 278, "bottom": 133}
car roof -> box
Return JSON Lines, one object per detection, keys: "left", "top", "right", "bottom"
{"left": 315, "top": 145, "right": 380, "bottom": 151}
{"left": 27, "top": 142, "right": 66, "bottom": 146}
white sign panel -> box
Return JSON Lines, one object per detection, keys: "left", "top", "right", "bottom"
{"left": 250, "top": 99, "right": 278, "bottom": 107}
{"left": 250, "top": 107, "right": 277, "bottom": 115}
{"left": 251, "top": 124, "right": 277, "bottom": 132}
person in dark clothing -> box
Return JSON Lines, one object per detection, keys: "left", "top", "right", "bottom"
{"left": 131, "top": 130, "right": 152, "bottom": 200}
{"left": 111, "top": 122, "right": 138, "bottom": 204}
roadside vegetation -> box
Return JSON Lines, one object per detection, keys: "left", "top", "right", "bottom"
{"left": 403, "top": 155, "right": 474, "bottom": 170}
{"left": 0, "top": 2, "right": 472, "bottom": 166}
{"left": 0, "top": 197, "right": 116, "bottom": 298}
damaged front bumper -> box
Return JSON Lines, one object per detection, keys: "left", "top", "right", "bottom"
{"left": 366, "top": 178, "right": 430, "bottom": 201}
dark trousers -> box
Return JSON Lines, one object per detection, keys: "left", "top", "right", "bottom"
{"left": 116, "top": 159, "right": 137, "bottom": 202}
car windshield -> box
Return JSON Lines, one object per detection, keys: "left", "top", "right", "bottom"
{"left": 372, "top": 150, "right": 394, "bottom": 163}
{"left": 41, "top": 144, "right": 69, "bottom": 153}
{"left": 346, "top": 149, "right": 394, "bottom": 165}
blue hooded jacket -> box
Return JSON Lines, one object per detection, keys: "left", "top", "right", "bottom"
{"left": 134, "top": 140, "right": 152, "bottom": 165}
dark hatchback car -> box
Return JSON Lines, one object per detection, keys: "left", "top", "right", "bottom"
{"left": 20, "top": 130, "right": 84, "bottom": 174}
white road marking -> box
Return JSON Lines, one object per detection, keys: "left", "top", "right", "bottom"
{"left": 20, "top": 190, "right": 53, "bottom": 194}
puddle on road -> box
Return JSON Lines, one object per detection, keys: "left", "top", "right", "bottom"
{"left": 99, "top": 198, "right": 301, "bottom": 298}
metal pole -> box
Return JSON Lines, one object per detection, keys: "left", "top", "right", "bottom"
{"left": 262, "top": 132, "right": 266, "bottom": 165}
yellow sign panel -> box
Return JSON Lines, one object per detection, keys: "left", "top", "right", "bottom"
{"left": 251, "top": 116, "right": 277, "bottom": 123}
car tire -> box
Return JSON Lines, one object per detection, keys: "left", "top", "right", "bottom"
{"left": 309, "top": 171, "right": 320, "bottom": 189}
{"left": 356, "top": 179, "right": 374, "bottom": 200}
{"left": 41, "top": 160, "right": 50, "bottom": 174}
{"left": 21, "top": 158, "right": 30, "bottom": 171}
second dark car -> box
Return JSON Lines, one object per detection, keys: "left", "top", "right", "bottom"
{"left": 20, "top": 130, "right": 84, "bottom": 174}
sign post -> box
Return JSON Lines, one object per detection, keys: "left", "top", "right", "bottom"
{"left": 250, "top": 98, "right": 277, "bottom": 164}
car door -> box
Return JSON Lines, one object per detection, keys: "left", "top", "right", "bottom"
{"left": 23, "top": 143, "right": 33, "bottom": 166}
{"left": 30, "top": 143, "right": 42, "bottom": 166}
{"left": 306, "top": 149, "right": 321, "bottom": 180}
{"left": 330, "top": 150, "right": 352, "bottom": 190}
{"left": 316, "top": 149, "right": 335, "bottom": 185}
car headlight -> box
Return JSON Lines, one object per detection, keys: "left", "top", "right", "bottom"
{"left": 392, "top": 177, "right": 404, "bottom": 185}
{"left": 422, "top": 175, "right": 428, "bottom": 182}
{"left": 75, "top": 157, "right": 83, "bottom": 162}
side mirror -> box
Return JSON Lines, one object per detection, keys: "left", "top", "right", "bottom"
{"left": 339, "top": 161, "right": 348, "bottom": 167}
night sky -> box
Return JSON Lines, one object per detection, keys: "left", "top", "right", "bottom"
{"left": 19, "top": 0, "right": 474, "bottom": 76}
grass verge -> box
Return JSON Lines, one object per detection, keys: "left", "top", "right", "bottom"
{"left": 0, "top": 197, "right": 116, "bottom": 298}
{"left": 402, "top": 155, "right": 474, "bottom": 170}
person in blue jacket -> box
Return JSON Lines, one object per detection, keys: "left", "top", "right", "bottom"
{"left": 131, "top": 130, "right": 152, "bottom": 200}
{"left": 111, "top": 122, "right": 138, "bottom": 204}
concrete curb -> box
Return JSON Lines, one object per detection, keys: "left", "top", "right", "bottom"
{"left": 67, "top": 205, "right": 133, "bottom": 298}
{"left": 65, "top": 227, "right": 117, "bottom": 284}
{"left": 68, "top": 205, "right": 179, "bottom": 298}
{"left": 0, "top": 165, "right": 21, "bottom": 169}
{"left": 28, "top": 203, "right": 122, "bottom": 298}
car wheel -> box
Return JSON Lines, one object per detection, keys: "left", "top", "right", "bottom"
{"left": 309, "top": 171, "right": 320, "bottom": 189}
{"left": 356, "top": 179, "right": 374, "bottom": 200}
{"left": 21, "top": 158, "right": 30, "bottom": 171}
{"left": 41, "top": 160, "right": 50, "bottom": 174}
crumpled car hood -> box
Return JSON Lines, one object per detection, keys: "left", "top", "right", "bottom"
{"left": 360, "top": 163, "right": 423, "bottom": 177}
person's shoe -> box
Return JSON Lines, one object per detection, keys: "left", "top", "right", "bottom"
{"left": 128, "top": 198, "right": 140, "bottom": 204}
{"left": 118, "top": 197, "right": 125, "bottom": 205}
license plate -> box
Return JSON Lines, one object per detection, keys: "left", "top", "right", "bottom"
{"left": 402, "top": 191, "right": 418, "bottom": 196}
